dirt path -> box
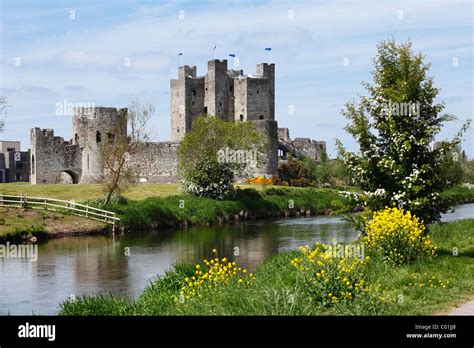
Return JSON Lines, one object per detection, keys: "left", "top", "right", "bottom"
{"left": 447, "top": 298, "right": 474, "bottom": 315}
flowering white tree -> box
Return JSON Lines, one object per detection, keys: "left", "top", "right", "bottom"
{"left": 337, "top": 39, "right": 470, "bottom": 223}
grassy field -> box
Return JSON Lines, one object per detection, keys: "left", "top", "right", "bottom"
{"left": 0, "top": 207, "right": 105, "bottom": 239}
{"left": 0, "top": 182, "right": 180, "bottom": 201}
{"left": 59, "top": 218, "right": 474, "bottom": 316}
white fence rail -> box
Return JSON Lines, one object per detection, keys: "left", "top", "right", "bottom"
{"left": 0, "top": 194, "right": 119, "bottom": 231}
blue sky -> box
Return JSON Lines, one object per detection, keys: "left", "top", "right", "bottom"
{"left": 0, "top": 0, "right": 473, "bottom": 157}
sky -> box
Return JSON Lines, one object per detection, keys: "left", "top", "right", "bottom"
{"left": 0, "top": 0, "right": 473, "bottom": 158}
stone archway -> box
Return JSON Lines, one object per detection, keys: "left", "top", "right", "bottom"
{"left": 60, "top": 170, "right": 79, "bottom": 184}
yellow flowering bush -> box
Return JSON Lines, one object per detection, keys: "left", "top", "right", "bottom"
{"left": 247, "top": 176, "right": 273, "bottom": 185}
{"left": 291, "top": 243, "right": 370, "bottom": 306}
{"left": 363, "top": 207, "right": 436, "bottom": 265}
{"left": 175, "top": 249, "right": 254, "bottom": 302}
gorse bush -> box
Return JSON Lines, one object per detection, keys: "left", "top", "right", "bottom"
{"left": 291, "top": 243, "right": 382, "bottom": 306}
{"left": 363, "top": 207, "right": 437, "bottom": 265}
{"left": 176, "top": 249, "right": 254, "bottom": 302}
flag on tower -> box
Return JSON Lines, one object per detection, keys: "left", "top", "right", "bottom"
{"left": 229, "top": 54, "right": 236, "bottom": 58}
{"left": 265, "top": 47, "right": 272, "bottom": 51}
{"left": 178, "top": 53, "right": 183, "bottom": 56}
{"left": 213, "top": 44, "right": 217, "bottom": 50}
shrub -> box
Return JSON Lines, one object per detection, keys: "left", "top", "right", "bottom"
{"left": 273, "top": 159, "right": 314, "bottom": 187}
{"left": 291, "top": 243, "right": 373, "bottom": 306}
{"left": 176, "top": 249, "right": 254, "bottom": 302}
{"left": 181, "top": 157, "right": 235, "bottom": 199}
{"left": 363, "top": 207, "right": 436, "bottom": 265}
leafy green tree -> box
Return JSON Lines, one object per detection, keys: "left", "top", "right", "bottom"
{"left": 178, "top": 116, "right": 264, "bottom": 199}
{"left": 337, "top": 38, "right": 470, "bottom": 223}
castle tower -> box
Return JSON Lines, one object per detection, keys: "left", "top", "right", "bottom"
{"left": 72, "top": 107, "right": 127, "bottom": 183}
{"left": 204, "top": 59, "right": 233, "bottom": 121}
{"left": 170, "top": 65, "right": 205, "bottom": 141}
{"left": 256, "top": 63, "right": 275, "bottom": 120}
{"left": 234, "top": 63, "right": 275, "bottom": 122}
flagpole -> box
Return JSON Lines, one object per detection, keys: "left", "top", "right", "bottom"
{"left": 265, "top": 48, "right": 272, "bottom": 63}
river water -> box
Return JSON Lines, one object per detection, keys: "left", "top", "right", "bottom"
{"left": 1, "top": 203, "right": 473, "bottom": 315}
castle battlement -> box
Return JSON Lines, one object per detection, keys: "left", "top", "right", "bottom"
{"left": 29, "top": 59, "right": 326, "bottom": 185}
{"left": 171, "top": 59, "right": 275, "bottom": 141}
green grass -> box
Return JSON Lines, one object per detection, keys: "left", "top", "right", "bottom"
{"left": 0, "top": 208, "right": 105, "bottom": 239}
{"left": 0, "top": 182, "right": 279, "bottom": 201}
{"left": 441, "top": 185, "right": 474, "bottom": 205}
{"left": 0, "top": 182, "right": 180, "bottom": 201}
{"left": 59, "top": 218, "right": 474, "bottom": 316}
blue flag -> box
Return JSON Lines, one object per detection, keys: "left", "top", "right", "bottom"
{"left": 213, "top": 44, "right": 217, "bottom": 50}
{"left": 178, "top": 53, "right": 183, "bottom": 56}
{"left": 265, "top": 48, "right": 272, "bottom": 51}
{"left": 229, "top": 54, "right": 236, "bottom": 58}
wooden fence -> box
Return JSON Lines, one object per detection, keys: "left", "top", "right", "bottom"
{"left": 0, "top": 194, "right": 119, "bottom": 231}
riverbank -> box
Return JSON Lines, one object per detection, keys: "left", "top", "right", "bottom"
{"left": 0, "top": 208, "right": 106, "bottom": 242}
{"left": 59, "top": 218, "right": 474, "bottom": 315}
{"left": 1, "top": 184, "right": 473, "bottom": 240}
{"left": 103, "top": 186, "right": 356, "bottom": 231}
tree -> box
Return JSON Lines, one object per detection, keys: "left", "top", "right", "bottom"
{"left": 337, "top": 38, "right": 470, "bottom": 224}
{"left": 178, "top": 115, "right": 264, "bottom": 199}
{"left": 100, "top": 99, "right": 153, "bottom": 205}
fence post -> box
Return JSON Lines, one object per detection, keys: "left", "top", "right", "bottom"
{"left": 0, "top": 194, "right": 3, "bottom": 206}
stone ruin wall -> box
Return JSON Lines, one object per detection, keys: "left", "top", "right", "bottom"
{"left": 277, "top": 127, "right": 327, "bottom": 163}
{"left": 128, "top": 142, "right": 179, "bottom": 183}
{"left": 30, "top": 128, "right": 82, "bottom": 184}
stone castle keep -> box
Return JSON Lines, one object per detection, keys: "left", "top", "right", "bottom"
{"left": 29, "top": 60, "right": 326, "bottom": 185}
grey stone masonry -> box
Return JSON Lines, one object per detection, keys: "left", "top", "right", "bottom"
{"left": 30, "top": 60, "right": 326, "bottom": 184}
{"left": 171, "top": 59, "right": 275, "bottom": 141}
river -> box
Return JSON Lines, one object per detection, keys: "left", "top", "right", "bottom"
{"left": 1, "top": 203, "right": 473, "bottom": 315}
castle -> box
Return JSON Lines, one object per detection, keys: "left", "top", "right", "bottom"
{"left": 28, "top": 59, "right": 326, "bottom": 185}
